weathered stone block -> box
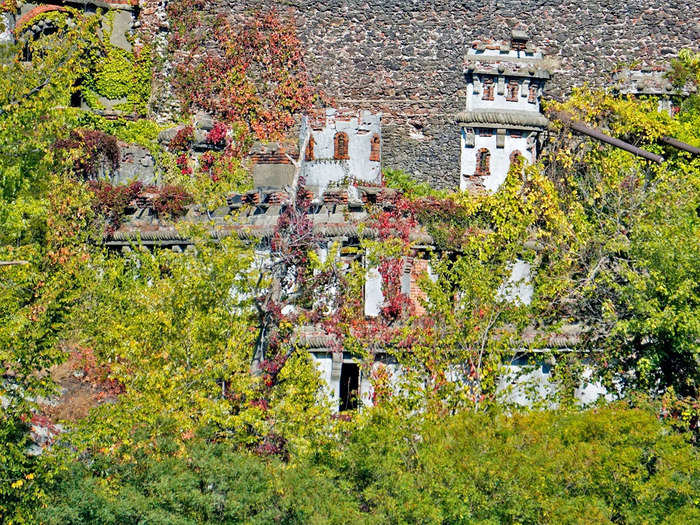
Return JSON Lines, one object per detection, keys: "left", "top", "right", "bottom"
{"left": 252, "top": 163, "right": 295, "bottom": 189}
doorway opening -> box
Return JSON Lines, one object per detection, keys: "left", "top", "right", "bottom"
{"left": 70, "top": 87, "right": 82, "bottom": 108}
{"left": 339, "top": 362, "right": 359, "bottom": 411}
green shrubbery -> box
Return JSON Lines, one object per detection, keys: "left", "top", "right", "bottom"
{"left": 38, "top": 405, "right": 700, "bottom": 524}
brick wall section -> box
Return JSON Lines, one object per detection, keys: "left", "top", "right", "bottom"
{"left": 250, "top": 152, "right": 294, "bottom": 164}
{"left": 15, "top": 4, "right": 67, "bottom": 33}
{"left": 409, "top": 258, "right": 430, "bottom": 317}
{"left": 140, "top": 0, "right": 700, "bottom": 189}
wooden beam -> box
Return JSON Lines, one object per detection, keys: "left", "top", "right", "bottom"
{"left": 659, "top": 136, "right": 700, "bottom": 156}
{"left": 549, "top": 110, "right": 664, "bottom": 164}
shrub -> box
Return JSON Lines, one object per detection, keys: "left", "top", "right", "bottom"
{"left": 39, "top": 441, "right": 361, "bottom": 525}
{"left": 54, "top": 129, "right": 120, "bottom": 179}
{"left": 168, "top": 125, "right": 194, "bottom": 152}
{"left": 206, "top": 122, "right": 228, "bottom": 147}
{"left": 150, "top": 184, "right": 192, "bottom": 218}
{"left": 317, "top": 405, "right": 700, "bottom": 524}
{"left": 87, "top": 182, "right": 192, "bottom": 232}
{"left": 35, "top": 405, "right": 700, "bottom": 524}
{"left": 87, "top": 180, "right": 142, "bottom": 233}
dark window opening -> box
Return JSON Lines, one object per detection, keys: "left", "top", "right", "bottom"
{"left": 70, "top": 82, "right": 82, "bottom": 108}
{"left": 339, "top": 362, "right": 359, "bottom": 411}
{"left": 334, "top": 131, "right": 349, "bottom": 160}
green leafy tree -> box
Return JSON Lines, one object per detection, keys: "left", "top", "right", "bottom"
{"left": 38, "top": 405, "right": 700, "bottom": 524}
{"left": 542, "top": 88, "right": 699, "bottom": 400}
{"left": 314, "top": 404, "right": 700, "bottom": 524}
{"left": 63, "top": 234, "right": 332, "bottom": 458}
{"left": 0, "top": 16, "right": 102, "bottom": 521}
{"left": 40, "top": 439, "right": 363, "bottom": 525}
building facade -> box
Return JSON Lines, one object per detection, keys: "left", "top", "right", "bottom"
{"left": 299, "top": 109, "right": 382, "bottom": 196}
{"left": 459, "top": 31, "right": 550, "bottom": 193}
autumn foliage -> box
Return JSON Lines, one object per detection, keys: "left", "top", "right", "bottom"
{"left": 168, "top": 6, "right": 318, "bottom": 143}
{"left": 53, "top": 129, "right": 120, "bottom": 179}
{"left": 87, "top": 181, "right": 192, "bottom": 233}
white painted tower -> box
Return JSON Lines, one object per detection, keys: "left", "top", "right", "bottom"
{"left": 459, "top": 31, "right": 550, "bottom": 193}
{"left": 299, "top": 109, "right": 382, "bottom": 197}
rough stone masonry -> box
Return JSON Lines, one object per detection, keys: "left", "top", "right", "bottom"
{"left": 159, "top": 0, "right": 700, "bottom": 188}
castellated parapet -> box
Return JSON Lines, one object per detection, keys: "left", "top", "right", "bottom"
{"left": 459, "top": 31, "right": 550, "bottom": 193}
{"left": 300, "top": 109, "right": 382, "bottom": 196}
{"left": 613, "top": 68, "right": 698, "bottom": 115}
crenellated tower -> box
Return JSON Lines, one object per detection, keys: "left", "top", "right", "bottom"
{"left": 299, "top": 109, "right": 382, "bottom": 197}
{"left": 459, "top": 30, "right": 550, "bottom": 193}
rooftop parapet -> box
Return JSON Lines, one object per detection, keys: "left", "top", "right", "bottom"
{"left": 612, "top": 68, "right": 697, "bottom": 97}
{"left": 465, "top": 30, "right": 550, "bottom": 80}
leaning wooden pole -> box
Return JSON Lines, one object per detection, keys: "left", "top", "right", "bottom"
{"left": 659, "top": 136, "right": 700, "bottom": 156}
{"left": 549, "top": 110, "right": 664, "bottom": 164}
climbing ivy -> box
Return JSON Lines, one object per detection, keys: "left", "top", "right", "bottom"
{"left": 83, "top": 42, "right": 153, "bottom": 116}
{"left": 166, "top": 5, "right": 321, "bottom": 144}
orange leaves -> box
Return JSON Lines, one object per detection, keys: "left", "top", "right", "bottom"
{"left": 168, "top": 7, "right": 318, "bottom": 144}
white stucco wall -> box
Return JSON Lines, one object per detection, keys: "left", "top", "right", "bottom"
{"left": 0, "top": 14, "right": 13, "bottom": 44}
{"left": 500, "top": 358, "right": 609, "bottom": 407}
{"left": 364, "top": 266, "right": 384, "bottom": 317}
{"left": 499, "top": 259, "right": 534, "bottom": 305}
{"left": 467, "top": 76, "right": 542, "bottom": 113}
{"left": 311, "top": 354, "right": 337, "bottom": 402}
{"left": 460, "top": 129, "right": 533, "bottom": 192}
{"left": 300, "top": 109, "right": 382, "bottom": 195}
{"left": 313, "top": 351, "right": 609, "bottom": 410}
{"left": 460, "top": 60, "right": 547, "bottom": 193}
{"left": 574, "top": 364, "right": 610, "bottom": 404}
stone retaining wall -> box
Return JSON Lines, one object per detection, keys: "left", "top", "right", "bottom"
{"left": 150, "top": 0, "right": 699, "bottom": 188}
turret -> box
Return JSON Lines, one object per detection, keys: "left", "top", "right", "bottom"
{"left": 458, "top": 31, "right": 550, "bottom": 193}
{"left": 299, "top": 109, "right": 382, "bottom": 197}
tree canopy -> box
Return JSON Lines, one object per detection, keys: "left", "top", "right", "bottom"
{"left": 0, "top": 7, "right": 698, "bottom": 523}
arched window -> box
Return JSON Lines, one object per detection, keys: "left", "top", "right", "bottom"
{"left": 369, "top": 134, "right": 380, "bottom": 161}
{"left": 510, "top": 150, "right": 524, "bottom": 169}
{"left": 475, "top": 148, "right": 490, "bottom": 176}
{"left": 334, "top": 132, "right": 349, "bottom": 160}
{"left": 482, "top": 79, "right": 494, "bottom": 101}
{"left": 305, "top": 134, "right": 315, "bottom": 161}
{"left": 528, "top": 84, "right": 537, "bottom": 103}
{"left": 506, "top": 81, "right": 520, "bottom": 101}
